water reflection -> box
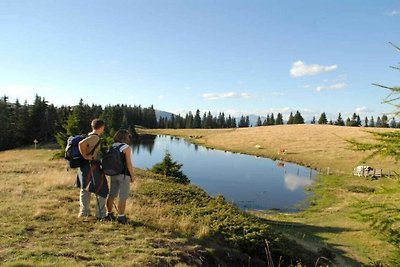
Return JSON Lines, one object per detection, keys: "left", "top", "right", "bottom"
{"left": 284, "top": 173, "right": 313, "bottom": 191}
{"left": 131, "top": 134, "right": 318, "bottom": 211}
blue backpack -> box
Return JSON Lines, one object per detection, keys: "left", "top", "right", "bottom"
{"left": 65, "top": 135, "right": 100, "bottom": 168}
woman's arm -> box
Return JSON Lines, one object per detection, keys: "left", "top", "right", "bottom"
{"left": 123, "top": 146, "right": 135, "bottom": 181}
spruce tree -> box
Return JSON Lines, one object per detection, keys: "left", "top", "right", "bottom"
{"left": 276, "top": 113, "right": 284, "bottom": 125}
{"left": 369, "top": 116, "right": 375, "bottom": 127}
{"left": 287, "top": 112, "right": 294, "bottom": 124}
{"left": 256, "top": 116, "right": 262, "bottom": 126}
{"left": 293, "top": 111, "right": 305, "bottom": 124}
{"left": 318, "top": 112, "right": 328, "bottom": 124}
{"left": 151, "top": 151, "right": 190, "bottom": 184}
{"left": 336, "top": 113, "right": 345, "bottom": 126}
{"left": 311, "top": 116, "right": 316, "bottom": 124}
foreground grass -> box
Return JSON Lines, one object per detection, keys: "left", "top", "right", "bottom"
{"left": 0, "top": 148, "right": 328, "bottom": 266}
{"left": 141, "top": 126, "right": 400, "bottom": 265}
{"left": 141, "top": 125, "right": 398, "bottom": 175}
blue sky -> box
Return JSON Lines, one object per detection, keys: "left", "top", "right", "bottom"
{"left": 0, "top": 0, "right": 399, "bottom": 121}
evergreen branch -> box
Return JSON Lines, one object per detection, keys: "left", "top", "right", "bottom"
{"left": 389, "top": 42, "right": 400, "bottom": 52}
{"left": 372, "top": 83, "right": 394, "bottom": 90}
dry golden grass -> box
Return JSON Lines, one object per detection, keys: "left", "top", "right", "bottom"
{"left": 142, "top": 125, "right": 399, "bottom": 174}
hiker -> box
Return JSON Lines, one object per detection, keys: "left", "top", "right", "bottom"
{"left": 76, "top": 119, "right": 109, "bottom": 220}
{"left": 105, "top": 129, "right": 135, "bottom": 223}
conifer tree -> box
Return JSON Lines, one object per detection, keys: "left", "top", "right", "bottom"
{"left": 364, "top": 116, "right": 369, "bottom": 127}
{"left": 287, "top": 112, "right": 294, "bottom": 124}
{"left": 151, "top": 151, "right": 190, "bottom": 184}
{"left": 390, "top": 117, "right": 396, "bottom": 128}
{"left": 194, "top": 109, "right": 202, "bottom": 128}
{"left": 276, "top": 113, "right": 284, "bottom": 125}
{"left": 293, "top": 111, "right": 305, "bottom": 124}
{"left": 318, "top": 112, "right": 328, "bottom": 124}
{"left": 256, "top": 116, "right": 262, "bottom": 126}
{"left": 369, "top": 116, "right": 375, "bottom": 127}
{"left": 376, "top": 116, "right": 382, "bottom": 127}
{"left": 311, "top": 116, "right": 316, "bottom": 124}
{"left": 270, "top": 113, "right": 276, "bottom": 125}
{"left": 381, "top": 114, "right": 389, "bottom": 128}
{"left": 336, "top": 113, "right": 345, "bottom": 126}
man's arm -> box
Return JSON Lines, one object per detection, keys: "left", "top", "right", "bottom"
{"left": 78, "top": 139, "right": 94, "bottom": 161}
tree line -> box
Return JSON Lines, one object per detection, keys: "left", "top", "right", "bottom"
{"left": 0, "top": 95, "right": 157, "bottom": 151}
{"left": 1, "top": 95, "right": 399, "bottom": 151}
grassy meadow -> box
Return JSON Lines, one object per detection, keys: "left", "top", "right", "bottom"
{"left": 141, "top": 125, "right": 400, "bottom": 266}
{"left": 0, "top": 147, "right": 327, "bottom": 267}
{"left": 1, "top": 124, "right": 399, "bottom": 266}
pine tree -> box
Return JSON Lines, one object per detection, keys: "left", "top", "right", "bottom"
{"left": 194, "top": 109, "right": 202, "bottom": 128}
{"left": 151, "top": 151, "right": 190, "bottom": 184}
{"left": 381, "top": 114, "right": 389, "bottom": 128}
{"left": 369, "top": 116, "right": 375, "bottom": 127}
{"left": 256, "top": 116, "right": 262, "bottom": 126}
{"left": 376, "top": 116, "right": 382, "bottom": 127}
{"left": 276, "top": 113, "right": 284, "bottom": 125}
{"left": 318, "top": 112, "right": 328, "bottom": 124}
{"left": 390, "top": 117, "right": 396, "bottom": 128}
{"left": 364, "top": 116, "right": 369, "bottom": 127}
{"left": 336, "top": 113, "right": 345, "bottom": 126}
{"left": 270, "top": 113, "right": 275, "bottom": 125}
{"left": 287, "top": 112, "right": 294, "bottom": 124}
{"left": 293, "top": 111, "right": 305, "bottom": 124}
{"left": 310, "top": 116, "right": 316, "bottom": 124}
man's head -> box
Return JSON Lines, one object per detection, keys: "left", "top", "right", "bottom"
{"left": 91, "top": 119, "right": 105, "bottom": 135}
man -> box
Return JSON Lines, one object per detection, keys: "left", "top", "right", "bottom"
{"left": 76, "top": 118, "right": 109, "bottom": 220}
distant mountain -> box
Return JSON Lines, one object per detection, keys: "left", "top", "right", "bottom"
{"left": 155, "top": 110, "right": 175, "bottom": 120}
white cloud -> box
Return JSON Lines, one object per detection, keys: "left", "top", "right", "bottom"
{"left": 386, "top": 10, "right": 400, "bottom": 16}
{"left": 316, "top": 82, "right": 347, "bottom": 92}
{"left": 158, "top": 95, "right": 164, "bottom": 100}
{"left": 356, "top": 106, "right": 374, "bottom": 113}
{"left": 202, "top": 92, "right": 252, "bottom": 101}
{"left": 290, "top": 60, "right": 338, "bottom": 77}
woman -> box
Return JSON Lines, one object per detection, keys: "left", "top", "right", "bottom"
{"left": 105, "top": 129, "right": 135, "bottom": 223}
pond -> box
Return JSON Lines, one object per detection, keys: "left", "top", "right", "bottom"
{"left": 131, "top": 134, "right": 318, "bottom": 212}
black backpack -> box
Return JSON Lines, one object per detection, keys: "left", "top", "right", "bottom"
{"left": 65, "top": 134, "right": 100, "bottom": 169}
{"left": 102, "top": 144, "right": 126, "bottom": 176}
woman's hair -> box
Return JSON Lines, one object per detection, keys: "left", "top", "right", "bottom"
{"left": 113, "top": 129, "right": 131, "bottom": 144}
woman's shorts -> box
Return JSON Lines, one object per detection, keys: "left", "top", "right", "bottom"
{"left": 109, "top": 174, "right": 130, "bottom": 200}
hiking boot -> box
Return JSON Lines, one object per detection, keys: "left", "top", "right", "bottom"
{"left": 105, "top": 212, "right": 117, "bottom": 221}
{"left": 117, "top": 215, "right": 128, "bottom": 224}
